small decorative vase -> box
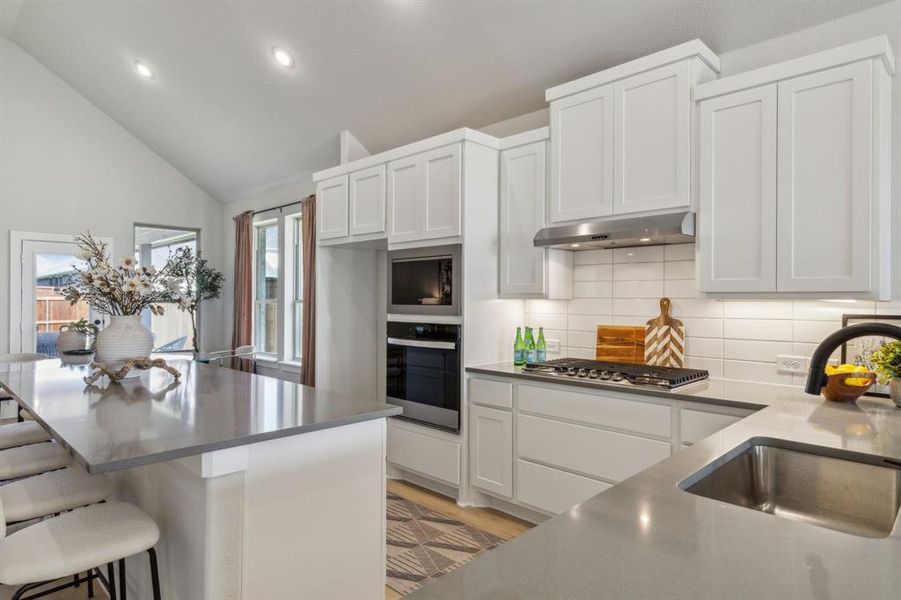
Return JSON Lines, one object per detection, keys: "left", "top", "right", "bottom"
{"left": 56, "top": 326, "right": 88, "bottom": 355}
{"left": 95, "top": 315, "right": 154, "bottom": 379}
{"left": 891, "top": 378, "right": 901, "bottom": 409}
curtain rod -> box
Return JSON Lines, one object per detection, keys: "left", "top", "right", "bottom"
{"left": 252, "top": 199, "right": 302, "bottom": 216}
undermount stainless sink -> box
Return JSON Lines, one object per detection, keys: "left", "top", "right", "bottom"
{"left": 679, "top": 439, "right": 901, "bottom": 538}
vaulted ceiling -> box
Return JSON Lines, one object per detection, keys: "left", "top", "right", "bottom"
{"left": 2, "top": 0, "right": 889, "bottom": 201}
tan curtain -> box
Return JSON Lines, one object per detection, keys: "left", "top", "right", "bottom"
{"left": 300, "top": 194, "right": 317, "bottom": 386}
{"left": 231, "top": 210, "right": 255, "bottom": 371}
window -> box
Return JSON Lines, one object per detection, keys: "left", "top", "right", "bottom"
{"left": 255, "top": 221, "right": 279, "bottom": 356}
{"left": 292, "top": 216, "right": 303, "bottom": 361}
{"left": 134, "top": 225, "right": 199, "bottom": 352}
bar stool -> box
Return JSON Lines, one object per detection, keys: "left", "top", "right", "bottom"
{"left": 0, "top": 353, "right": 48, "bottom": 423}
{"left": 0, "top": 421, "right": 51, "bottom": 449}
{"left": 0, "top": 501, "right": 162, "bottom": 600}
{"left": 0, "top": 465, "right": 112, "bottom": 525}
{"left": 0, "top": 443, "right": 71, "bottom": 481}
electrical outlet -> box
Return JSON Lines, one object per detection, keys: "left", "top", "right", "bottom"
{"left": 546, "top": 339, "right": 560, "bottom": 353}
{"left": 777, "top": 355, "right": 808, "bottom": 374}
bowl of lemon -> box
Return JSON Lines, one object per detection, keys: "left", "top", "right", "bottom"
{"left": 822, "top": 364, "right": 877, "bottom": 402}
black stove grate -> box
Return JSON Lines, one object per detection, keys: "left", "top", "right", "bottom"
{"left": 523, "top": 358, "right": 709, "bottom": 388}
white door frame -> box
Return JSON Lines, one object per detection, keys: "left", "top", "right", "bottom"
{"left": 9, "top": 231, "right": 114, "bottom": 353}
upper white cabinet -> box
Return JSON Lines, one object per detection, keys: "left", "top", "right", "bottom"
{"left": 613, "top": 60, "right": 691, "bottom": 214}
{"left": 546, "top": 40, "right": 720, "bottom": 224}
{"left": 386, "top": 155, "right": 421, "bottom": 244}
{"left": 699, "top": 85, "right": 777, "bottom": 292}
{"left": 697, "top": 37, "right": 894, "bottom": 298}
{"left": 499, "top": 129, "right": 573, "bottom": 299}
{"left": 549, "top": 85, "right": 614, "bottom": 222}
{"left": 316, "top": 175, "right": 349, "bottom": 241}
{"left": 349, "top": 165, "right": 386, "bottom": 237}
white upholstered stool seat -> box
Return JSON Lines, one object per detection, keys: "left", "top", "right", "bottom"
{"left": 0, "top": 466, "right": 112, "bottom": 523}
{"left": 0, "top": 502, "right": 160, "bottom": 586}
{"left": 0, "top": 421, "right": 50, "bottom": 450}
{"left": 0, "top": 443, "right": 70, "bottom": 481}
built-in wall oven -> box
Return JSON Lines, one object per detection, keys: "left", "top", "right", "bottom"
{"left": 386, "top": 321, "right": 461, "bottom": 432}
{"left": 388, "top": 245, "right": 461, "bottom": 316}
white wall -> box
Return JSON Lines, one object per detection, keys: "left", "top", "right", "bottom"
{"left": 0, "top": 38, "right": 226, "bottom": 353}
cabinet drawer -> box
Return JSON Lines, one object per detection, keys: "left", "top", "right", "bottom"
{"left": 680, "top": 408, "right": 749, "bottom": 444}
{"left": 517, "top": 414, "right": 670, "bottom": 482}
{"left": 517, "top": 460, "right": 611, "bottom": 515}
{"left": 517, "top": 384, "right": 671, "bottom": 438}
{"left": 469, "top": 378, "right": 513, "bottom": 410}
{"left": 387, "top": 421, "right": 460, "bottom": 486}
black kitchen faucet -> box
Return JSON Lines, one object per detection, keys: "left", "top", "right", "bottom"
{"left": 805, "top": 323, "right": 901, "bottom": 395}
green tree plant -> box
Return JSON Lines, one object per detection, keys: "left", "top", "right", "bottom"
{"left": 164, "top": 248, "right": 225, "bottom": 354}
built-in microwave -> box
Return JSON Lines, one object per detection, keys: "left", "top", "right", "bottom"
{"left": 387, "top": 245, "right": 461, "bottom": 316}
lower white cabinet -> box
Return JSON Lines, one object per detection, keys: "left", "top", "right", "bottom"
{"left": 469, "top": 404, "right": 513, "bottom": 498}
{"left": 468, "top": 374, "right": 760, "bottom": 517}
{"left": 387, "top": 419, "right": 461, "bottom": 486}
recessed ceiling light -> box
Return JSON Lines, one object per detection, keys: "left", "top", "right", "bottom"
{"left": 134, "top": 61, "right": 154, "bottom": 79}
{"left": 272, "top": 46, "right": 294, "bottom": 68}
{"left": 639, "top": 237, "right": 651, "bottom": 242}
{"left": 570, "top": 244, "right": 580, "bottom": 248}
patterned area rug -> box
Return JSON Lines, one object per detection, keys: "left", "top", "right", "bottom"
{"left": 386, "top": 492, "right": 504, "bottom": 596}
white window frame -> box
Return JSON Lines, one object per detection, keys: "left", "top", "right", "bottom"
{"left": 253, "top": 218, "right": 279, "bottom": 359}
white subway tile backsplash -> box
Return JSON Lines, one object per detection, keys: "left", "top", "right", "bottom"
{"left": 574, "top": 281, "right": 614, "bottom": 298}
{"left": 724, "top": 339, "right": 791, "bottom": 362}
{"left": 526, "top": 300, "right": 568, "bottom": 314}
{"left": 665, "top": 244, "right": 696, "bottom": 261}
{"left": 613, "top": 246, "right": 663, "bottom": 263}
{"left": 792, "top": 300, "right": 874, "bottom": 321}
{"left": 573, "top": 249, "right": 613, "bottom": 265}
{"left": 613, "top": 262, "right": 664, "bottom": 281}
{"left": 664, "top": 279, "right": 695, "bottom": 299}
{"left": 685, "top": 337, "right": 723, "bottom": 359}
{"left": 568, "top": 298, "right": 613, "bottom": 315}
{"left": 568, "top": 314, "right": 604, "bottom": 332}
{"left": 671, "top": 299, "right": 722, "bottom": 318}
{"left": 526, "top": 313, "right": 567, "bottom": 331}
{"left": 568, "top": 331, "right": 597, "bottom": 349}
{"left": 681, "top": 318, "right": 724, "bottom": 338}
{"left": 542, "top": 330, "right": 568, "bottom": 348}
{"left": 724, "top": 360, "right": 793, "bottom": 385}
{"left": 724, "top": 319, "right": 793, "bottom": 342}
{"left": 613, "top": 298, "right": 662, "bottom": 317}
{"left": 723, "top": 301, "right": 793, "bottom": 319}
{"left": 567, "top": 347, "right": 596, "bottom": 359}
{"left": 614, "top": 280, "right": 664, "bottom": 298}
{"left": 574, "top": 264, "right": 613, "bottom": 281}
{"left": 875, "top": 301, "right": 901, "bottom": 315}
{"left": 684, "top": 357, "right": 723, "bottom": 378}
{"left": 793, "top": 320, "right": 842, "bottom": 344}
{"left": 664, "top": 260, "right": 695, "bottom": 280}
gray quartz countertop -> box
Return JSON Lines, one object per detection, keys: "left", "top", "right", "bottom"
{"left": 0, "top": 358, "right": 401, "bottom": 473}
{"left": 407, "top": 363, "right": 901, "bottom": 600}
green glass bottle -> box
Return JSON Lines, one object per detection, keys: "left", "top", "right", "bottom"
{"left": 524, "top": 327, "right": 536, "bottom": 364}
{"left": 513, "top": 327, "right": 525, "bottom": 366}
{"left": 536, "top": 327, "right": 547, "bottom": 363}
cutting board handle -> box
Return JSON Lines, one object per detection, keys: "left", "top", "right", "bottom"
{"left": 647, "top": 297, "right": 679, "bottom": 328}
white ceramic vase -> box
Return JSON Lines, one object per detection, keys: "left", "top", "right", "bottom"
{"left": 95, "top": 315, "right": 154, "bottom": 378}
{"left": 56, "top": 327, "right": 88, "bottom": 354}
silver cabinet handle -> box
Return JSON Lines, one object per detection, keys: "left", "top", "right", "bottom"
{"left": 387, "top": 337, "right": 456, "bottom": 350}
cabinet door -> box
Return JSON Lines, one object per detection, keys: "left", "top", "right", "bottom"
{"left": 420, "top": 144, "right": 462, "bottom": 240}
{"left": 613, "top": 60, "right": 691, "bottom": 214}
{"left": 500, "top": 141, "right": 547, "bottom": 296}
{"left": 698, "top": 85, "right": 777, "bottom": 292}
{"left": 776, "top": 61, "right": 873, "bottom": 292}
{"left": 549, "top": 85, "right": 614, "bottom": 222}
{"left": 469, "top": 404, "right": 513, "bottom": 498}
{"left": 316, "top": 175, "right": 348, "bottom": 241}
{"left": 386, "top": 156, "right": 421, "bottom": 243}
{"left": 349, "top": 165, "right": 386, "bottom": 237}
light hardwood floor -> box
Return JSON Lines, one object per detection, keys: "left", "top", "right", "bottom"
{"left": 7, "top": 479, "right": 532, "bottom": 599}
{"left": 385, "top": 479, "right": 534, "bottom": 600}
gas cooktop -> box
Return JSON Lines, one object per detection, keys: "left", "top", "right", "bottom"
{"left": 520, "top": 358, "right": 709, "bottom": 389}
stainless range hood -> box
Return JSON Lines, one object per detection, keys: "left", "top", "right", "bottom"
{"left": 534, "top": 211, "right": 695, "bottom": 250}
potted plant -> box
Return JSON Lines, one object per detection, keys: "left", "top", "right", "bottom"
{"left": 870, "top": 340, "right": 901, "bottom": 408}
{"left": 163, "top": 247, "right": 224, "bottom": 355}
{"left": 63, "top": 232, "right": 176, "bottom": 377}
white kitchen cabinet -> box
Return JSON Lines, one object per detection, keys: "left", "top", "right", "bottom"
{"left": 499, "top": 131, "right": 573, "bottom": 299}
{"left": 698, "top": 85, "right": 777, "bottom": 292}
{"left": 516, "top": 459, "right": 611, "bottom": 516}
{"left": 469, "top": 404, "right": 513, "bottom": 498}
{"left": 546, "top": 40, "right": 719, "bottom": 224}
{"left": 548, "top": 84, "right": 614, "bottom": 222}
{"left": 387, "top": 419, "right": 461, "bottom": 486}
{"left": 316, "top": 175, "right": 348, "bottom": 241}
{"left": 613, "top": 60, "right": 691, "bottom": 214}
{"left": 680, "top": 404, "right": 753, "bottom": 445}
{"left": 776, "top": 61, "right": 873, "bottom": 293}
{"left": 696, "top": 38, "right": 893, "bottom": 297}
{"left": 387, "top": 143, "right": 462, "bottom": 244}
{"left": 348, "top": 165, "right": 386, "bottom": 236}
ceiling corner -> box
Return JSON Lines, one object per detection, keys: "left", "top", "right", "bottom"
{"left": 0, "top": 0, "right": 23, "bottom": 38}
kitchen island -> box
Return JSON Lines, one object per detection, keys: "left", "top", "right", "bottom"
{"left": 410, "top": 363, "right": 901, "bottom": 600}
{"left": 0, "top": 358, "right": 401, "bottom": 600}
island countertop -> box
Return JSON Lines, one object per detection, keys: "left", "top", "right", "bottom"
{"left": 406, "top": 364, "right": 901, "bottom": 600}
{"left": 0, "top": 358, "right": 401, "bottom": 473}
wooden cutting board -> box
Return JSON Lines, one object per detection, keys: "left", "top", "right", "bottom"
{"left": 645, "top": 297, "right": 686, "bottom": 367}
{"left": 596, "top": 325, "right": 646, "bottom": 364}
